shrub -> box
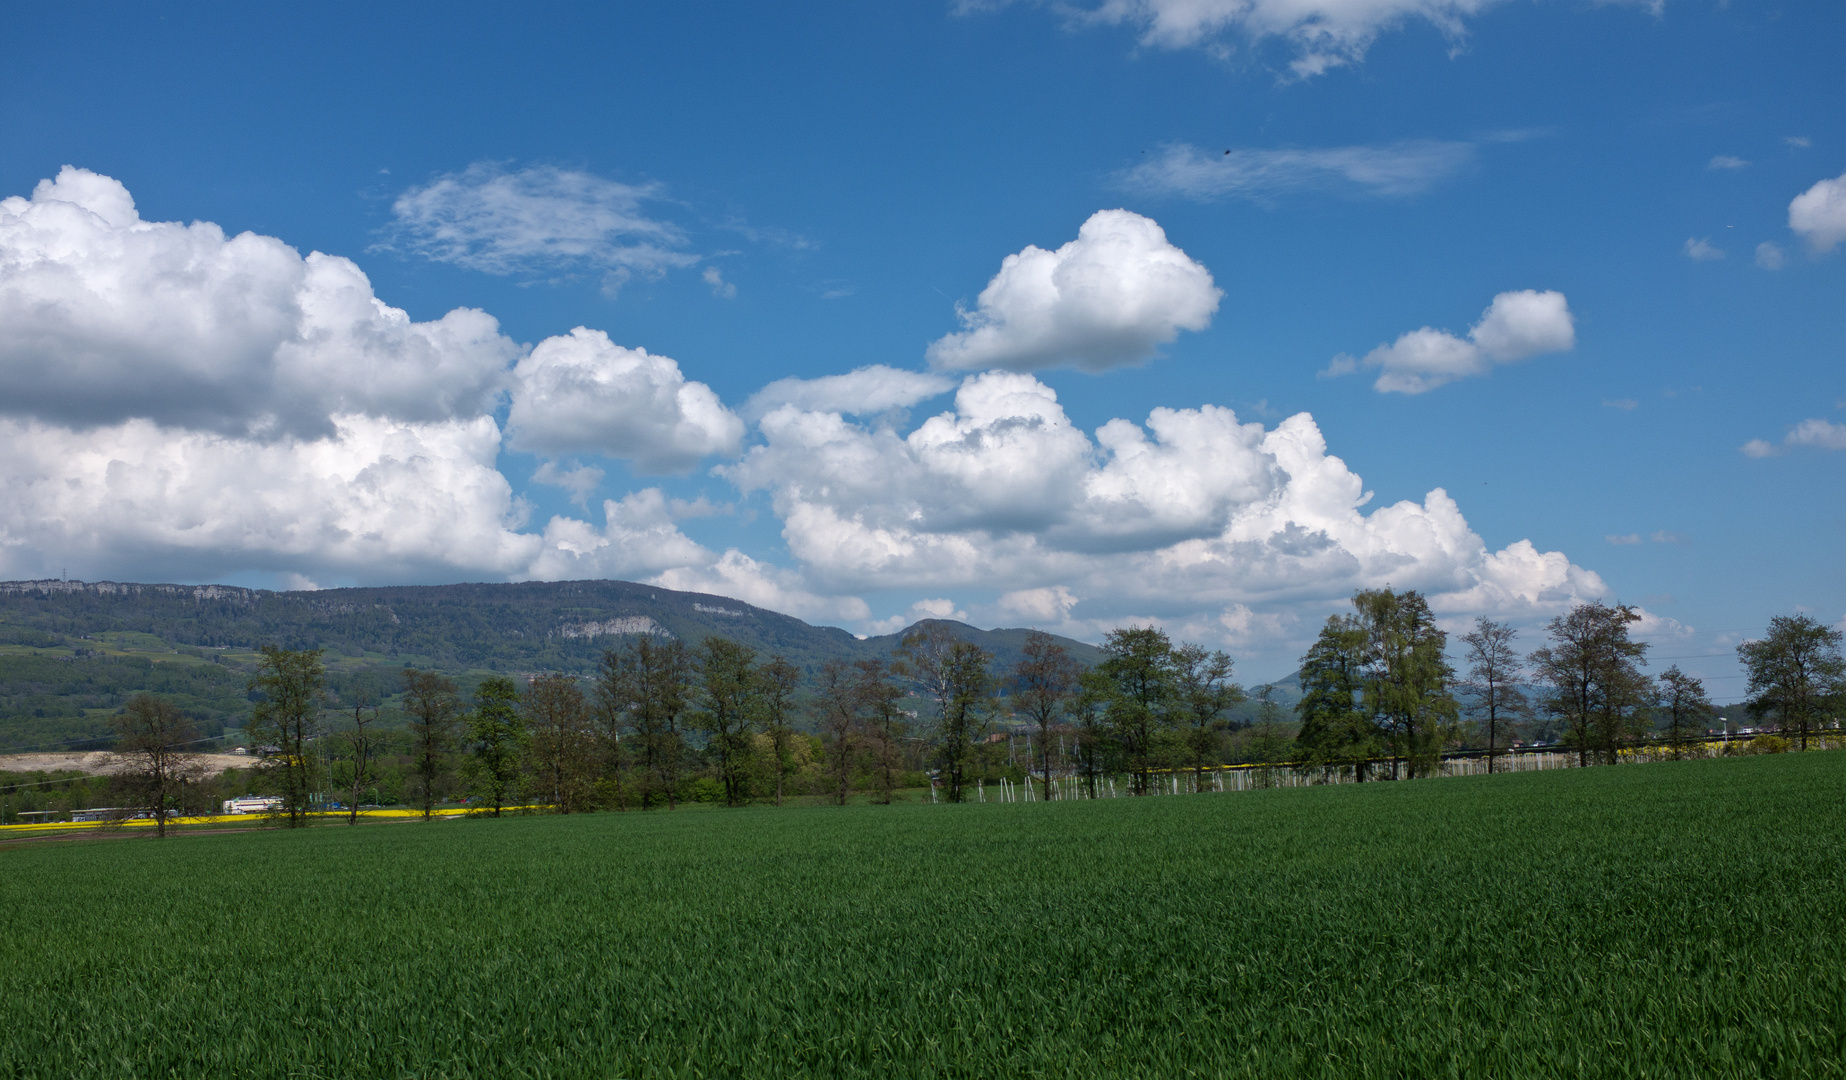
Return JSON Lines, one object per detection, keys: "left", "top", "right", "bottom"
{"left": 1748, "top": 734, "right": 1791, "bottom": 755}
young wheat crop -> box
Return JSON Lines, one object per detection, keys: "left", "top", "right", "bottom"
{"left": 1, "top": 752, "right": 1841, "bottom": 1078}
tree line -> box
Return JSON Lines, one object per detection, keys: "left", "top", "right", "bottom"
{"left": 90, "top": 593, "right": 1846, "bottom": 832}
{"left": 1294, "top": 592, "right": 1846, "bottom": 778}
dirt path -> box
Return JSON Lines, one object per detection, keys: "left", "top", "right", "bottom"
{"left": 0, "top": 752, "right": 254, "bottom": 776}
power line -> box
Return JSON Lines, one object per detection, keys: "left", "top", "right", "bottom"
{"left": 0, "top": 732, "right": 121, "bottom": 755}
{"left": 0, "top": 733, "right": 227, "bottom": 756}
{"left": 0, "top": 773, "right": 110, "bottom": 791}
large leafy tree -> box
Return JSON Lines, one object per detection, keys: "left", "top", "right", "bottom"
{"left": 1067, "top": 669, "right": 1115, "bottom": 798}
{"left": 1172, "top": 643, "right": 1243, "bottom": 792}
{"left": 694, "top": 636, "right": 760, "bottom": 807}
{"left": 1295, "top": 614, "right": 1376, "bottom": 780}
{"left": 466, "top": 676, "right": 526, "bottom": 817}
{"left": 1738, "top": 615, "right": 1845, "bottom": 751}
{"left": 250, "top": 646, "right": 326, "bottom": 826}
{"left": 1460, "top": 616, "right": 1527, "bottom": 774}
{"left": 1096, "top": 627, "right": 1177, "bottom": 796}
{"left": 1353, "top": 589, "right": 1458, "bottom": 779}
{"left": 522, "top": 673, "right": 597, "bottom": 814}
{"left": 1656, "top": 666, "right": 1713, "bottom": 759}
{"left": 599, "top": 635, "right": 694, "bottom": 810}
{"left": 1011, "top": 631, "right": 1081, "bottom": 802}
{"left": 1529, "top": 602, "right": 1652, "bottom": 767}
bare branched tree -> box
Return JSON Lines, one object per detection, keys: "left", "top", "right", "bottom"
{"left": 338, "top": 686, "right": 381, "bottom": 825}
{"left": 402, "top": 669, "right": 462, "bottom": 820}
{"left": 111, "top": 694, "right": 204, "bottom": 838}
{"left": 1530, "top": 602, "right": 1651, "bottom": 767}
{"left": 898, "top": 625, "right": 993, "bottom": 803}
{"left": 757, "top": 656, "right": 801, "bottom": 808}
{"left": 816, "top": 659, "right": 862, "bottom": 806}
{"left": 1012, "top": 631, "right": 1081, "bottom": 802}
{"left": 855, "top": 659, "right": 908, "bottom": 804}
{"left": 1173, "top": 643, "right": 1243, "bottom": 792}
{"left": 1461, "top": 617, "right": 1527, "bottom": 774}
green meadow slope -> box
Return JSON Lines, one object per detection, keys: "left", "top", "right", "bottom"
{"left": 2, "top": 751, "right": 1841, "bottom": 1078}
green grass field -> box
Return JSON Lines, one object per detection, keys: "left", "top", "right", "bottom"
{"left": 2, "top": 753, "right": 1842, "bottom": 1079}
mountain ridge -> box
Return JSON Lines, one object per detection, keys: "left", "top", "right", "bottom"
{"left": 0, "top": 577, "right": 1107, "bottom": 671}
{"left": 0, "top": 578, "right": 1119, "bottom": 750}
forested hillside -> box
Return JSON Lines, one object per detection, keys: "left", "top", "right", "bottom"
{"left": 0, "top": 578, "right": 1108, "bottom": 751}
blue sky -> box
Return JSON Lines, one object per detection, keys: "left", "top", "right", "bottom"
{"left": 1, "top": 1, "right": 1841, "bottom": 691}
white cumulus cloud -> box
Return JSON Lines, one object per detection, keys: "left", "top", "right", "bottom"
{"left": 0, "top": 408, "right": 756, "bottom": 593}
{"left": 0, "top": 167, "right": 1614, "bottom": 657}
{"left": 0, "top": 167, "right": 519, "bottom": 438}
{"left": 926, "top": 209, "right": 1220, "bottom": 373}
{"left": 522, "top": 488, "right": 716, "bottom": 582}
{"left": 0, "top": 413, "right": 540, "bottom": 583}
{"left": 1683, "top": 237, "right": 1724, "bottom": 261}
{"left": 725, "top": 371, "right": 1605, "bottom": 636}
{"left": 1741, "top": 418, "right": 1846, "bottom": 457}
{"left": 0, "top": 167, "right": 783, "bottom": 598}
{"left": 997, "top": 585, "right": 1081, "bottom": 624}
{"left": 653, "top": 550, "right": 871, "bottom": 623}
{"left": 1337, "top": 289, "right": 1575, "bottom": 394}
{"left": 1787, "top": 418, "right": 1846, "bottom": 451}
{"left": 504, "top": 327, "right": 743, "bottom": 473}
{"left": 1789, "top": 170, "right": 1846, "bottom": 253}
{"left": 1755, "top": 242, "right": 1786, "bottom": 270}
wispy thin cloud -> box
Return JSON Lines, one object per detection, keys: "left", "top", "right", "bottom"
{"left": 531, "top": 460, "right": 604, "bottom": 508}
{"left": 702, "top": 266, "right": 737, "bottom": 299}
{"left": 1708, "top": 155, "right": 1749, "bottom": 170}
{"left": 1683, "top": 237, "right": 1724, "bottom": 261}
{"left": 1022, "top": 0, "right": 1514, "bottom": 81}
{"left": 1119, "top": 140, "right": 1476, "bottom": 202}
{"left": 381, "top": 163, "right": 698, "bottom": 278}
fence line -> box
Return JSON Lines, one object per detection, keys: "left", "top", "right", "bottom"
{"left": 997, "top": 734, "right": 1846, "bottom": 800}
